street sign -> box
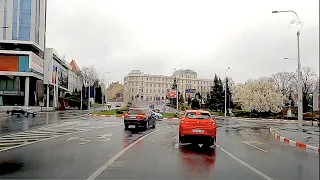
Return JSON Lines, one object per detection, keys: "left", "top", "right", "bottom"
{"left": 65, "top": 133, "right": 114, "bottom": 145}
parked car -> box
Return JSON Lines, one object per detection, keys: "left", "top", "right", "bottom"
{"left": 6, "top": 106, "right": 37, "bottom": 117}
{"left": 124, "top": 108, "right": 157, "bottom": 130}
{"left": 179, "top": 110, "right": 216, "bottom": 147}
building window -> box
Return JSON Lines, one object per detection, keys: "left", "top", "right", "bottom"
{"left": 0, "top": 80, "right": 6, "bottom": 90}
{"left": 153, "top": 89, "right": 155, "bottom": 93}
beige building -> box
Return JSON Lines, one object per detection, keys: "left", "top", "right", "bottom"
{"left": 123, "top": 69, "right": 213, "bottom": 103}
{"left": 107, "top": 82, "right": 124, "bottom": 102}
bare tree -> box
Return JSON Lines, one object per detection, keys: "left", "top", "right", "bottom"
{"left": 79, "top": 66, "right": 99, "bottom": 111}
{"left": 80, "top": 66, "right": 99, "bottom": 87}
{"left": 270, "top": 72, "right": 296, "bottom": 97}
{"left": 291, "top": 66, "right": 318, "bottom": 94}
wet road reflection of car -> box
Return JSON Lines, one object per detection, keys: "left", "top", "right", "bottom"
{"left": 6, "top": 107, "right": 37, "bottom": 117}
{"left": 124, "top": 108, "right": 156, "bottom": 130}
{"left": 179, "top": 144, "right": 216, "bottom": 173}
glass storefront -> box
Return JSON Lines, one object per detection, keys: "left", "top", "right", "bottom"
{"left": 0, "top": 76, "right": 24, "bottom": 106}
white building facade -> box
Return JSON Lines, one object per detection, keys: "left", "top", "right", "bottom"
{"left": 43, "top": 48, "right": 71, "bottom": 108}
{"left": 68, "top": 69, "right": 82, "bottom": 93}
{"left": 0, "top": 0, "right": 47, "bottom": 107}
{"left": 123, "top": 69, "right": 213, "bottom": 103}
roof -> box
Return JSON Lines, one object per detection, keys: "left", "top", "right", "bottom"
{"left": 70, "top": 59, "right": 80, "bottom": 73}
{"left": 185, "top": 109, "right": 210, "bottom": 114}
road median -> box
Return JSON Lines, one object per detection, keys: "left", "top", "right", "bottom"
{"left": 270, "top": 127, "right": 319, "bottom": 153}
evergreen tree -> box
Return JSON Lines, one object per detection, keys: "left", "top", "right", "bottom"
{"left": 191, "top": 99, "right": 200, "bottom": 110}
{"left": 225, "top": 78, "right": 234, "bottom": 110}
{"left": 207, "top": 74, "right": 224, "bottom": 111}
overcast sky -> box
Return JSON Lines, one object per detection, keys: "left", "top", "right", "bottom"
{"left": 46, "top": 0, "right": 319, "bottom": 83}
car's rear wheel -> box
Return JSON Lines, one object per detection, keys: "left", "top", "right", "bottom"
{"left": 32, "top": 114, "right": 36, "bottom": 117}
{"left": 179, "top": 135, "right": 185, "bottom": 144}
{"left": 152, "top": 122, "right": 156, "bottom": 129}
{"left": 204, "top": 138, "right": 216, "bottom": 148}
{"left": 144, "top": 120, "right": 149, "bottom": 130}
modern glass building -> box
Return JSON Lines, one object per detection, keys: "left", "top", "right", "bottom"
{"left": 0, "top": 0, "right": 47, "bottom": 106}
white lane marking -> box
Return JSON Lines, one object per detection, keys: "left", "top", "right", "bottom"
{"left": 217, "top": 145, "right": 274, "bottom": 180}
{"left": 242, "top": 141, "right": 268, "bottom": 153}
{"left": 65, "top": 133, "right": 114, "bottom": 145}
{"left": 87, "top": 128, "right": 165, "bottom": 180}
{"left": 0, "top": 124, "right": 121, "bottom": 152}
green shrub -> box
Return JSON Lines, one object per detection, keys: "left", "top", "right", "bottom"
{"left": 116, "top": 109, "right": 124, "bottom": 114}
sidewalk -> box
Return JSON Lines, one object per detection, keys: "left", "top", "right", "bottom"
{"left": 270, "top": 124, "right": 319, "bottom": 153}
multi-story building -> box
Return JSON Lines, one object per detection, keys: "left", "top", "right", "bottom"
{"left": 107, "top": 82, "right": 123, "bottom": 102}
{"left": 0, "top": 0, "right": 47, "bottom": 106}
{"left": 123, "top": 69, "right": 213, "bottom": 103}
{"left": 43, "top": 48, "right": 71, "bottom": 108}
{"left": 68, "top": 59, "right": 82, "bottom": 93}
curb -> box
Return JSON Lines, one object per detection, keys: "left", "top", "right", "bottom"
{"left": 213, "top": 115, "right": 319, "bottom": 125}
{"left": 269, "top": 127, "right": 319, "bottom": 153}
{"left": 88, "top": 114, "right": 180, "bottom": 120}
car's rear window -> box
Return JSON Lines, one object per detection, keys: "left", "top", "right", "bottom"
{"left": 186, "top": 112, "right": 211, "bottom": 119}
{"left": 128, "top": 109, "right": 144, "bottom": 115}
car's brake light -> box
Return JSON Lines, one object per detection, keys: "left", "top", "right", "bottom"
{"left": 136, "top": 114, "right": 146, "bottom": 119}
{"left": 124, "top": 114, "right": 128, "bottom": 118}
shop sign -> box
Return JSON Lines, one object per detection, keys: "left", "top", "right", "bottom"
{"left": 167, "top": 89, "right": 177, "bottom": 98}
{"left": 0, "top": 91, "right": 24, "bottom": 96}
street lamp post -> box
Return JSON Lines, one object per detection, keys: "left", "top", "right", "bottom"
{"left": 225, "top": 67, "right": 230, "bottom": 129}
{"left": 176, "top": 79, "right": 179, "bottom": 110}
{"left": 272, "top": 10, "right": 303, "bottom": 131}
{"left": 102, "top": 72, "right": 110, "bottom": 105}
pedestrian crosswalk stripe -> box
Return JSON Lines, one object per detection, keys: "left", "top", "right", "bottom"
{"left": 0, "top": 120, "right": 122, "bottom": 152}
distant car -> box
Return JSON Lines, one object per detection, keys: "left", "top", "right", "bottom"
{"left": 179, "top": 110, "right": 216, "bottom": 147}
{"left": 152, "top": 111, "right": 163, "bottom": 119}
{"left": 115, "top": 103, "right": 121, "bottom": 107}
{"left": 124, "top": 108, "right": 156, "bottom": 130}
{"left": 6, "top": 106, "right": 37, "bottom": 117}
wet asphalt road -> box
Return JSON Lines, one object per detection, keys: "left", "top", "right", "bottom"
{"left": 0, "top": 111, "right": 88, "bottom": 136}
{"left": 0, "top": 116, "right": 318, "bottom": 180}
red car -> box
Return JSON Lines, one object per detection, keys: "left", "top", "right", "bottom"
{"left": 179, "top": 110, "right": 216, "bottom": 147}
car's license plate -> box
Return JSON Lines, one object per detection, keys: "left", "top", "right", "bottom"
{"left": 129, "top": 125, "right": 135, "bottom": 128}
{"left": 192, "top": 129, "right": 204, "bottom": 133}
